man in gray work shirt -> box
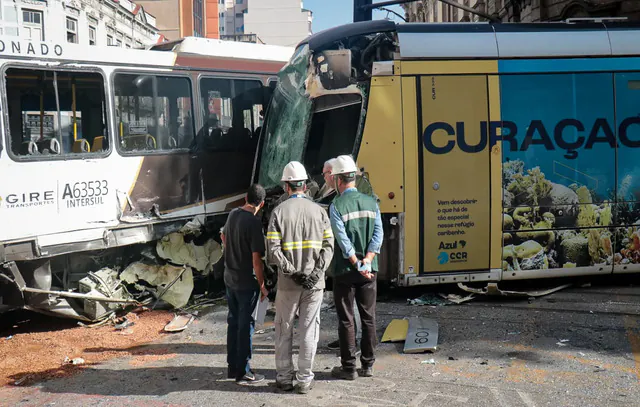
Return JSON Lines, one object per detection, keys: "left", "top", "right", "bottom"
{"left": 267, "top": 161, "right": 334, "bottom": 394}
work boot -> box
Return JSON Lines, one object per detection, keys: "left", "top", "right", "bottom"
{"left": 331, "top": 366, "right": 357, "bottom": 380}
{"left": 236, "top": 370, "right": 265, "bottom": 385}
{"left": 358, "top": 366, "right": 374, "bottom": 377}
{"left": 276, "top": 381, "right": 294, "bottom": 392}
{"left": 327, "top": 339, "right": 340, "bottom": 350}
{"left": 295, "top": 380, "right": 314, "bottom": 394}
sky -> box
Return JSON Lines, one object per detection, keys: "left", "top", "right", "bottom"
{"left": 303, "top": 0, "right": 406, "bottom": 34}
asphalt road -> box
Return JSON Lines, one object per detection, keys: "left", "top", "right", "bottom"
{"left": 2, "top": 278, "right": 640, "bottom": 407}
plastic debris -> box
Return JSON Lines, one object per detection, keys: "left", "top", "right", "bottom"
{"left": 63, "top": 357, "right": 85, "bottom": 365}
{"left": 421, "top": 359, "right": 436, "bottom": 365}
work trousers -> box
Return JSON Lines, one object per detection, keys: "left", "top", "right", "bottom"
{"left": 334, "top": 272, "right": 377, "bottom": 372}
{"left": 275, "top": 287, "right": 323, "bottom": 385}
{"left": 226, "top": 288, "right": 259, "bottom": 379}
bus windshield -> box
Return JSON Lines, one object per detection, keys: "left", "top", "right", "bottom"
{"left": 258, "top": 44, "right": 313, "bottom": 189}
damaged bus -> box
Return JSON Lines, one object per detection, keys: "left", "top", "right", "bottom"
{"left": 0, "top": 36, "right": 293, "bottom": 320}
{"left": 256, "top": 20, "right": 640, "bottom": 289}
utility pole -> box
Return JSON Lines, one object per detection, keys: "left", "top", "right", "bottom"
{"left": 354, "top": 0, "right": 373, "bottom": 22}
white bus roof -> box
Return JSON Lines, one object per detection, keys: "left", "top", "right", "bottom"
{"left": 0, "top": 35, "right": 295, "bottom": 68}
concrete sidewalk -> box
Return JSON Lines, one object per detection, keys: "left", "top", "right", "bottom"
{"left": 2, "top": 282, "right": 640, "bottom": 407}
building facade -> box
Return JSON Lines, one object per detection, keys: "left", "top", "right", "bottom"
{"left": 244, "top": 0, "right": 312, "bottom": 46}
{"left": 136, "top": 0, "right": 219, "bottom": 41}
{"left": 217, "top": 0, "right": 311, "bottom": 46}
{"left": 402, "top": 0, "right": 640, "bottom": 23}
{"left": 0, "top": 0, "right": 162, "bottom": 48}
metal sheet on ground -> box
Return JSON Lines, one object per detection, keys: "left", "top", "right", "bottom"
{"left": 381, "top": 319, "right": 409, "bottom": 343}
{"left": 403, "top": 317, "right": 438, "bottom": 354}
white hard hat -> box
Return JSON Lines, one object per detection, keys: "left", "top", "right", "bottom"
{"left": 330, "top": 155, "right": 358, "bottom": 176}
{"left": 324, "top": 158, "right": 338, "bottom": 169}
{"left": 281, "top": 161, "right": 308, "bottom": 182}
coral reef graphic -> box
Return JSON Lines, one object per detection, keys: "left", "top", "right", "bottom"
{"left": 500, "top": 159, "right": 640, "bottom": 271}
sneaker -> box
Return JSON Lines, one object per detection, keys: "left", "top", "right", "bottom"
{"left": 331, "top": 366, "right": 357, "bottom": 380}
{"left": 327, "top": 340, "right": 340, "bottom": 350}
{"left": 295, "top": 380, "right": 314, "bottom": 394}
{"left": 358, "top": 366, "right": 374, "bottom": 377}
{"left": 236, "top": 371, "right": 265, "bottom": 385}
{"left": 276, "top": 381, "right": 294, "bottom": 391}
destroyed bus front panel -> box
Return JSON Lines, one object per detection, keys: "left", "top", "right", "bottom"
{"left": 258, "top": 21, "right": 640, "bottom": 287}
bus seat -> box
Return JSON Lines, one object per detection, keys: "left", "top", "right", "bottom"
{"left": 20, "top": 140, "right": 38, "bottom": 155}
{"left": 36, "top": 138, "right": 61, "bottom": 155}
{"left": 72, "top": 139, "right": 91, "bottom": 153}
{"left": 92, "top": 136, "right": 105, "bottom": 152}
{"left": 123, "top": 134, "right": 156, "bottom": 150}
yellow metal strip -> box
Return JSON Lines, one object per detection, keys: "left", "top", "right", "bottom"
{"left": 401, "top": 60, "right": 499, "bottom": 76}
{"left": 488, "top": 75, "right": 503, "bottom": 271}
{"left": 401, "top": 76, "right": 419, "bottom": 276}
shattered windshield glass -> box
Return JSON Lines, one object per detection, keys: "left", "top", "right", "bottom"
{"left": 258, "top": 44, "right": 313, "bottom": 189}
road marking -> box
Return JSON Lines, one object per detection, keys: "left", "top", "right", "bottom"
{"left": 517, "top": 390, "right": 536, "bottom": 407}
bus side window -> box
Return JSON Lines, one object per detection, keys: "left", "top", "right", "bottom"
{"left": 5, "top": 67, "right": 109, "bottom": 157}
{"left": 198, "top": 77, "right": 263, "bottom": 152}
{"left": 114, "top": 73, "right": 194, "bottom": 153}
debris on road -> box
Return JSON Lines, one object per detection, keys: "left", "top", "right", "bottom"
{"left": 421, "top": 358, "right": 436, "bottom": 365}
{"left": 458, "top": 282, "right": 573, "bottom": 298}
{"left": 164, "top": 313, "right": 195, "bottom": 333}
{"left": 63, "top": 357, "right": 85, "bottom": 365}
{"left": 0, "top": 310, "right": 173, "bottom": 387}
{"left": 404, "top": 317, "right": 439, "bottom": 354}
{"left": 408, "top": 292, "right": 475, "bottom": 306}
{"left": 381, "top": 319, "right": 409, "bottom": 343}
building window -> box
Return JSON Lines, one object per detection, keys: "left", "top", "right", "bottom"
{"left": 66, "top": 17, "right": 78, "bottom": 43}
{"left": 107, "top": 35, "right": 113, "bottom": 45}
{"left": 116, "top": 39, "right": 122, "bottom": 47}
{"left": 236, "top": 0, "right": 242, "bottom": 4}
{"left": 89, "top": 26, "right": 96, "bottom": 45}
{"left": 22, "top": 9, "right": 43, "bottom": 41}
{"left": 193, "top": 0, "right": 203, "bottom": 37}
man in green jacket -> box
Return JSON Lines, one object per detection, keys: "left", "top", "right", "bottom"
{"left": 329, "top": 155, "right": 384, "bottom": 380}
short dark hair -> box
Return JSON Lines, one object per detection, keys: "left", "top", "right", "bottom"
{"left": 338, "top": 174, "right": 356, "bottom": 184}
{"left": 286, "top": 181, "right": 305, "bottom": 193}
{"left": 246, "top": 184, "right": 266, "bottom": 206}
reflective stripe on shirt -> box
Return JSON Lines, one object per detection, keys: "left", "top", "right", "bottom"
{"left": 281, "top": 240, "right": 324, "bottom": 251}
{"left": 341, "top": 210, "right": 378, "bottom": 223}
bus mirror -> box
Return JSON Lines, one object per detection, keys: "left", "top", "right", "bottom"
{"left": 314, "top": 50, "right": 352, "bottom": 90}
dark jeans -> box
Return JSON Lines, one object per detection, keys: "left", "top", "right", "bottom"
{"left": 226, "top": 288, "right": 259, "bottom": 379}
{"left": 334, "top": 272, "right": 377, "bottom": 372}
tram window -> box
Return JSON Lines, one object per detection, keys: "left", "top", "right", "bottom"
{"left": 5, "top": 67, "right": 108, "bottom": 158}
{"left": 199, "top": 77, "right": 263, "bottom": 152}
{"left": 114, "top": 73, "right": 194, "bottom": 153}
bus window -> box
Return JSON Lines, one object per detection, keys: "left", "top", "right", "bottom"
{"left": 5, "top": 68, "right": 108, "bottom": 158}
{"left": 199, "top": 77, "right": 263, "bottom": 152}
{"left": 114, "top": 73, "right": 194, "bottom": 153}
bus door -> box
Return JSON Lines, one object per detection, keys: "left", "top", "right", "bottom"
{"left": 417, "top": 74, "right": 492, "bottom": 274}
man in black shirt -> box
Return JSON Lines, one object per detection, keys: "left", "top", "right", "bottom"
{"left": 221, "top": 184, "right": 269, "bottom": 385}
